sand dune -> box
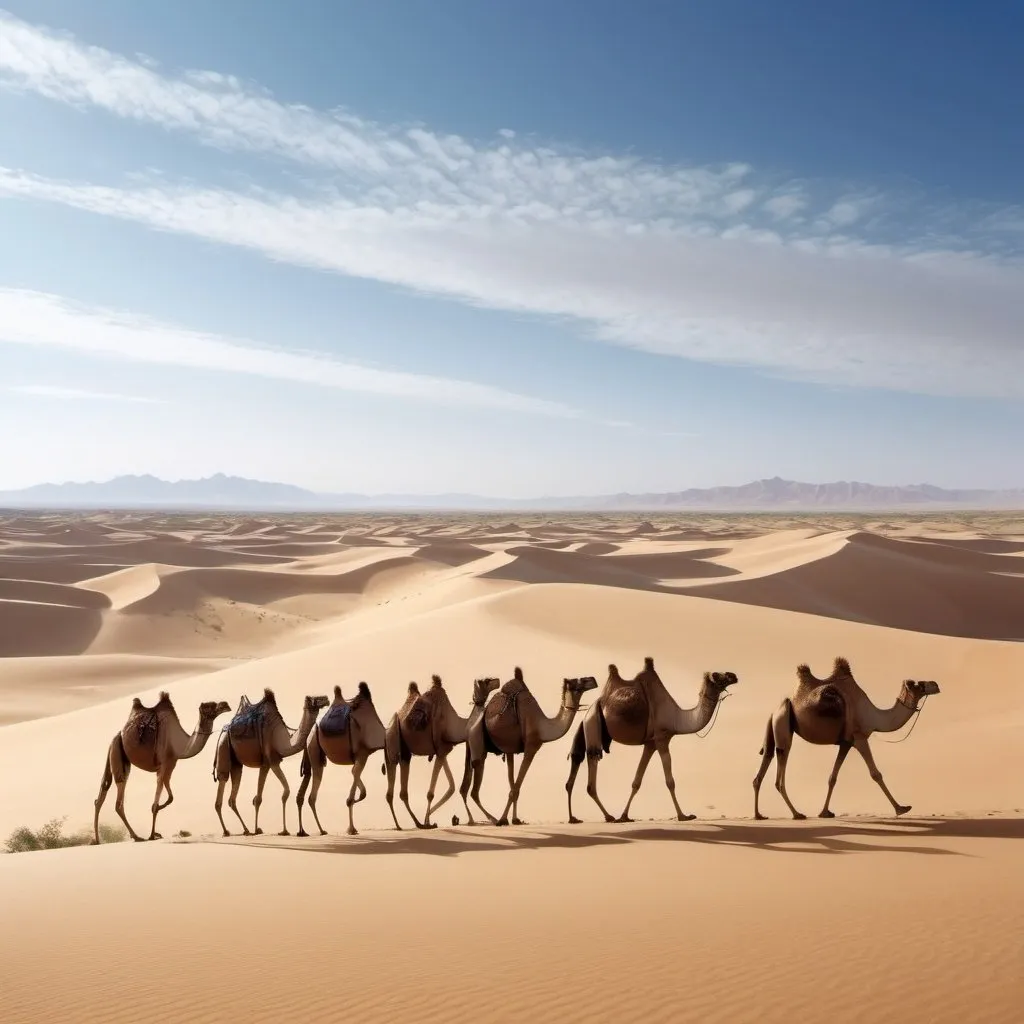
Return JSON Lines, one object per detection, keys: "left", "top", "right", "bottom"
{"left": 1, "top": 509, "right": 1023, "bottom": 1024}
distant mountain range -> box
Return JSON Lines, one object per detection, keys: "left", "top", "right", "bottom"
{"left": 1, "top": 473, "right": 1023, "bottom": 511}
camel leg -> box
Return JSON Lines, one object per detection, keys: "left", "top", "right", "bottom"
{"left": 585, "top": 750, "right": 616, "bottom": 824}
{"left": 425, "top": 754, "right": 457, "bottom": 826}
{"left": 148, "top": 763, "right": 174, "bottom": 840}
{"left": 299, "top": 754, "right": 327, "bottom": 838}
{"left": 752, "top": 715, "right": 776, "bottom": 820}
{"left": 384, "top": 754, "right": 403, "bottom": 830}
{"left": 495, "top": 754, "right": 516, "bottom": 826}
{"left": 853, "top": 735, "right": 912, "bottom": 815}
{"left": 269, "top": 761, "right": 291, "bottom": 836}
{"left": 819, "top": 742, "right": 852, "bottom": 818}
{"left": 345, "top": 752, "right": 368, "bottom": 836}
{"left": 422, "top": 755, "right": 445, "bottom": 828}
{"left": 106, "top": 736, "right": 144, "bottom": 843}
{"left": 656, "top": 738, "right": 695, "bottom": 822}
{"left": 773, "top": 749, "right": 805, "bottom": 820}
{"left": 225, "top": 760, "right": 250, "bottom": 836}
{"left": 566, "top": 753, "right": 584, "bottom": 824}
{"left": 618, "top": 742, "right": 656, "bottom": 823}
{"left": 91, "top": 734, "right": 117, "bottom": 845}
{"left": 251, "top": 764, "right": 271, "bottom": 835}
{"left": 457, "top": 744, "right": 476, "bottom": 825}
{"left": 469, "top": 756, "right": 498, "bottom": 825}
{"left": 502, "top": 748, "right": 538, "bottom": 826}
{"left": 399, "top": 758, "right": 428, "bottom": 829}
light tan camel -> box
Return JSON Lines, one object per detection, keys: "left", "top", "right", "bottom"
{"left": 213, "top": 688, "right": 328, "bottom": 837}
{"left": 565, "top": 656, "right": 739, "bottom": 824}
{"left": 91, "top": 692, "right": 230, "bottom": 844}
{"left": 382, "top": 674, "right": 499, "bottom": 830}
{"left": 459, "top": 668, "right": 597, "bottom": 826}
{"left": 752, "top": 656, "right": 940, "bottom": 820}
{"left": 295, "top": 682, "right": 387, "bottom": 837}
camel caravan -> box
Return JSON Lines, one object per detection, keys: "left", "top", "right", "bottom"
{"left": 90, "top": 655, "right": 939, "bottom": 844}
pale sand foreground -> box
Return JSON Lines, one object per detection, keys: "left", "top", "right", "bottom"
{"left": 2, "top": 510, "right": 1024, "bottom": 1022}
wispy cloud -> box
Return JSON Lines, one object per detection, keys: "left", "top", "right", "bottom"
{"left": 9, "top": 384, "right": 166, "bottom": 403}
{"left": 1, "top": 10, "right": 1022, "bottom": 400}
{"left": 0, "top": 288, "right": 584, "bottom": 418}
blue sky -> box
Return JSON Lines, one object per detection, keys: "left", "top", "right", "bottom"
{"left": 1, "top": 0, "right": 1022, "bottom": 496}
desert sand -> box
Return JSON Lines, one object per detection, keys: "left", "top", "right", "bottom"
{"left": 1, "top": 509, "right": 1023, "bottom": 1023}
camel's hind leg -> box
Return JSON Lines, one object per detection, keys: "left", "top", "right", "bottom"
{"left": 581, "top": 705, "right": 615, "bottom": 824}
{"left": 770, "top": 702, "right": 805, "bottom": 820}
{"left": 345, "top": 751, "right": 369, "bottom": 836}
{"left": 655, "top": 737, "right": 695, "bottom": 822}
{"left": 148, "top": 761, "right": 175, "bottom": 840}
{"left": 399, "top": 758, "right": 427, "bottom": 829}
{"left": 104, "top": 735, "right": 144, "bottom": 843}
{"left": 225, "top": 760, "right": 250, "bottom": 836}
{"left": 251, "top": 764, "right": 271, "bottom": 835}
{"left": 496, "top": 753, "right": 515, "bottom": 826}
{"left": 752, "top": 716, "right": 776, "bottom": 820}
{"left": 853, "top": 735, "right": 912, "bottom": 816}
{"left": 425, "top": 753, "right": 457, "bottom": 827}
{"left": 565, "top": 723, "right": 586, "bottom": 824}
{"left": 618, "top": 741, "right": 655, "bottom": 823}
{"left": 268, "top": 761, "right": 291, "bottom": 836}
{"left": 819, "top": 741, "right": 852, "bottom": 818}
{"left": 457, "top": 744, "right": 476, "bottom": 825}
{"left": 501, "top": 748, "right": 538, "bottom": 826}
{"left": 92, "top": 734, "right": 130, "bottom": 844}
{"left": 298, "top": 751, "right": 326, "bottom": 838}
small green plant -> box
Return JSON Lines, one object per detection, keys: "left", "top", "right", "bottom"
{"left": 4, "top": 817, "right": 127, "bottom": 853}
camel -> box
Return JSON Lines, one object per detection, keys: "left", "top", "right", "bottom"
{"left": 459, "top": 668, "right": 597, "bottom": 826}
{"left": 295, "top": 682, "right": 387, "bottom": 837}
{"left": 565, "top": 656, "right": 739, "bottom": 824}
{"left": 752, "top": 656, "right": 940, "bottom": 820}
{"left": 91, "top": 692, "right": 231, "bottom": 844}
{"left": 213, "top": 688, "right": 329, "bottom": 837}
{"left": 382, "top": 674, "right": 499, "bottom": 830}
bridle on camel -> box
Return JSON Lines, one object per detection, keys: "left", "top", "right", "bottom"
{"left": 881, "top": 691, "right": 930, "bottom": 744}
{"left": 695, "top": 688, "right": 732, "bottom": 739}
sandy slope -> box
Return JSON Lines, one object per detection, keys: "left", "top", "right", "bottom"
{"left": 1, "top": 510, "right": 1023, "bottom": 1023}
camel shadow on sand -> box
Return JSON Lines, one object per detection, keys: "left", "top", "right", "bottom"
{"left": 206, "top": 814, "right": 1024, "bottom": 860}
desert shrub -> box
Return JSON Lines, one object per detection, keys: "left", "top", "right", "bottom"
{"left": 4, "top": 817, "right": 127, "bottom": 853}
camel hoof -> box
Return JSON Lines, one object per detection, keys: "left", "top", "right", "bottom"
{"left": 451, "top": 815, "right": 459, "bottom": 826}
{"left": 792, "top": 812, "right": 807, "bottom": 821}
{"left": 616, "top": 815, "right": 634, "bottom": 824}
{"left": 511, "top": 818, "right": 526, "bottom": 826}
{"left": 346, "top": 827, "right": 358, "bottom": 836}
{"left": 278, "top": 830, "right": 289, "bottom": 837}
{"left": 568, "top": 816, "right": 582, "bottom": 825}
{"left": 496, "top": 818, "right": 509, "bottom": 827}
{"left": 149, "top": 833, "right": 162, "bottom": 841}
{"left": 603, "top": 814, "right": 615, "bottom": 824}
{"left": 895, "top": 805, "right": 912, "bottom": 816}
{"left": 678, "top": 814, "right": 696, "bottom": 823}
{"left": 242, "top": 829, "right": 252, "bottom": 836}
{"left": 132, "top": 836, "right": 145, "bottom": 843}
{"left": 254, "top": 828, "right": 264, "bottom": 835}
{"left": 89, "top": 839, "right": 100, "bottom": 846}
{"left": 319, "top": 829, "right": 327, "bottom": 837}
{"left": 754, "top": 813, "right": 767, "bottom": 821}
{"left": 819, "top": 810, "right": 835, "bottom": 819}
{"left": 296, "top": 829, "right": 308, "bottom": 838}
{"left": 221, "top": 830, "right": 231, "bottom": 838}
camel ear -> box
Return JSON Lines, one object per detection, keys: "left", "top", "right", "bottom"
{"left": 358, "top": 681, "right": 371, "bottom": 699}
{"left": 644, "top": 656, "right": 655, "bottom": 670}
{"left": 514, "top": 666, "right": 523, "bottom": 681}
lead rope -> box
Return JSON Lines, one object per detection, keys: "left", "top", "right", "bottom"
{"left": 881, "top": 694, "right": 929, "bottom": 743}
{"left": 695, "top": 691, "right": 731, "bottom": 738}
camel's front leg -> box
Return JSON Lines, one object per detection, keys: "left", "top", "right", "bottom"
{"left": 655, "top": 738, "right": 695, "bottom": 822}
{"left": 148, "top": 764, "right": 174, "bottom": 840}
{"left": 345, "top": 752, "right": 368, "bottom": 836}
{"left": 252, "top": 764, "right": 270, "bottom": 835}
{"left": 752, "top": 716, "right": 777, "bottom": 820}
{"left": 771, "top": 703, "right": 805, "bottom": 820}
{"left": 618, "top": 742, "right": 655, "bottom": 822}
{"left": 819, "top": 742, "right": 851, "bottom": 818}
{"left": 853, "top": 735, "right": 911, "bottom": 816}
{"left": 269, "top": 761, "right": 291, "bottom": 836}
{"left": 425, "top": 754, "right": 457, "bottom": 826}
{"left": 502, "top": 748, "right": 538, "bottom": 826}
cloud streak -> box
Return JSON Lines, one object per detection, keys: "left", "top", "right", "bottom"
{"left": 1, "top": 10, "right": 1023, "bottom": 399}
{"left": 0, "top": 288, "right": 585, "bottom": 418}
{"left": 9, "top": 384, "right": 166, "bottom": 403}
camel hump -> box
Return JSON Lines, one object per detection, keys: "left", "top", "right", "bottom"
{"left": 431, "top": 674, "right": 443, "bottom": 687}
{"left": 796, "top": 663, "right": 817, "bottom": 686}
{"left": 607, "top": 663, "right": 620, "bottom": 679}
{"left": 357, "top": 681, "right": 371, "bottom": 700}
{"left": 644, "top": 656, "right": 655, "bottom": 671}
{"left": 808, "top": 683, "right": 845, "bottom": 719}
{"left": 406, "top": 698, "right": 430, "bottom": 732}
{"left": 407, "top": 682, "right": 420, "bottom": 695}
{"left": 131, "top": 697, "right": 144, "bottom": 710}
{"left": 513, "top": 666, "right": 523, "bottom": 681}
{"left": 333, "top": 684, "right": 343, "bottom": 700}
{"left": 604, "top": 684, "right": 648, "bottom": 727}
{"left": 832, "top": 656, "right": 852, "bottom": 677}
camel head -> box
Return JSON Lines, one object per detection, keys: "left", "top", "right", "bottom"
{"left": 472, "top": 676, "right": 500, "bottom": 705}
{"left": 901, "top": 678, "right": 941, "bottom": 706}
{"left": 702, "top": 670, "right": 739, "bottom": 700}
{"left": 562, "top": 675, "right": 598, "bottom": 707}
{"left": 305, "top": 694, "right": 330, "bottom": 715}
{"left": 198, "top": 700, "right": 231, "bottom": 726}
